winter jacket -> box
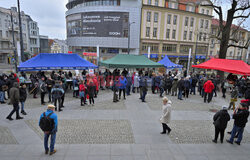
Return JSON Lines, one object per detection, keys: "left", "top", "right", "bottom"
{"left": 87, "top": 82, "right": 96, "bottom": 97}
{"left": 9, "top": 82, "right": 19, "bottom": 104}
{"left": 39, "top": 109, "right": 58, "bottom": 133}
{"left": 160, "top": 100, "right": 172, "bottom": 124}
{"left": 155, "top": 76, "right": 161, "bottom": 87}
{"left": 233, "top": 109, "right": 249, "bottom": 128}
{"left": 134, "top": 75, "right": 140, "bottom": 88}
{"left": 79, "top": 84, "right": 86, "bottom": 92}
{"left": 203, "top": 80, "right": 214, "bottom": 93}
{"left": 142, "top": 78, "right": 148, "bottom": 92}
{"left": 165, "top": 78, "right": 172, "bottom": 89}
{"left": 231, "top": 87, "right": 238, "bottom": 99}
{"left": 191, "top": 78, "right": 198, "bottom": 87}
{"left": 213, "top": 110, "right": 230, "bottom": 129}
{"left": 172, "top": 80, "right": 178, "bottom": 91}
{"left": 126, "top": 76, "right": 132, "bottom": 87}
{"left": 177, "top": 80, "right": 184, "bottom": 90}
{"left": 19, "top": 88, "right": 27, "bottom": 102}
{"left": 119, "top": 77, "right": 127, "bottom": 89}
{"left": 51, "top": 86, "right": 64, "bottom": 99}
{"left": 184, "top": 80, "right": 191, "bottom": 89}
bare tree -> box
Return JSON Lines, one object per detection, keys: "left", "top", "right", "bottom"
{"left": 203, "top": 0, "right": 250, "bottom": 78}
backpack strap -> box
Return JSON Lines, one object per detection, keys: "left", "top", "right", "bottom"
{"left": 46, "top": 112, "right": 53, "bottom": 118}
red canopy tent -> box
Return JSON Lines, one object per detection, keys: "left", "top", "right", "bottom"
{"left": 192, "top": 58, "right": 250, "bottom": 76}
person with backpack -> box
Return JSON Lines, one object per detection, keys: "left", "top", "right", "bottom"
{"left": 212, "top": 105, "right": 230, "bottom": 143}
{"left": 51, "top": 84, "right": 64, "bottom": 112}
{"left": 39, "top": 104, "right": 58, "bottom": 155}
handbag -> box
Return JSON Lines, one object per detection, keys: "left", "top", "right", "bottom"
{"left": 74, "top": 86, "right": 79, "bottom": 90}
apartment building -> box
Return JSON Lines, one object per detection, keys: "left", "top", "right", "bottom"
{"left": 209, "top": 18, "right": 249, "bottom": 62}
{"left": 140, "top": 0, "right": 213, "bottom": 66}
{"left": 0, "top": 6, "right": 43, "bottom": 65}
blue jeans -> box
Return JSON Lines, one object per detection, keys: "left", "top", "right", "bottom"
{"left": 44, "top": 133, "right": 56, "bottom": 152}
{"left": 126, "top": 86, "right": 131, "bottom": 95}
{"left": 20, "top": 101, "right": 25, "bottom": 111}
{"left": 229, "top": 125, "right": 244, "bottom": 143}
{"left": 178, "top": 89, "right": 183, "bottom": 99}
{"left": 0, "top": 91, "right": 4, "bottom": 102}
{"left": 191, "top": 86, "right": 196, "bottom": 95}
{"left": 141, "top": 91, "right": 147, "bottom": 101}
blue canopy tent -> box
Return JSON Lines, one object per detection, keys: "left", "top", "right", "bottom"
{"left": 18, "top": 53, "right": 98, "bottom": 71}
{"left": 158, "top": 55, "right": 183, "bottom": 69}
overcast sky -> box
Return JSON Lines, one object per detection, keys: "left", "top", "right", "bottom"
{"left": 0, "top": 0, "right": 249, "bottom": 40}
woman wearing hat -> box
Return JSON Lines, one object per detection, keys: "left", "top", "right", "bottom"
{"left": 212, "top": 105, "right": 230, "bottom": 143}
{"left": 160, "top": 97, "right": 172, "bottom": 134}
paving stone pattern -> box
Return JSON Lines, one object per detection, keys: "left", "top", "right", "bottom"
{"left": 26, "top": 119, "right": 135, "bottom": 144}
{"left": 0, "top": 126, "right": 18, "bottom": 144}
{"left": 168, "top": 120, "right": 250, "bottom": 144}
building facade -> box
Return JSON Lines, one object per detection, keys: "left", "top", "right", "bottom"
{"left": 209, "top": 19, "right": 249, "bottom": 62}
{"left": 140, "top": 0, "right": 213, "bottom": 67}
{"left": 0, "top": 6, "right": 46, "bottom": 67}
{"left": 50, "top": 39, "right": 68, "bottom": 53}
{"left": 65, "top": 0, "right": 142, "bottom": 60}
{"left": 39, "top": 35, "right": 49, "bottom": 53}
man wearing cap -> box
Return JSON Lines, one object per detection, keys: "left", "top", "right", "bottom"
{"left": 227, "top": 103, "right": 249, "bottom": 145}
{"left": 212, "top": 105, "right": 230, "bottom": 143}
{"left": 39, "top": 104, "right": 58, "bottom": 155}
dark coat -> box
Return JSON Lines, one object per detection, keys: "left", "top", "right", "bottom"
{"left": 87, "top": 83, "right": 96, "bottom": 97}
{"left": 19, "top": 88, "right": 27, "bottom": 102}
{"left": 233, "top": 109, "right": 249, "bottom": 128}
{"left": 177, "top": 80, "right": 184, "bottom": 90}
{"left": 213, "top": 110, "right": 230, "bottom": 129}
{"left": 9, "top": 82, "right": 19, "bottom": 104}
{"left": 184, "top": 80, "right": 191, "bottom": 89}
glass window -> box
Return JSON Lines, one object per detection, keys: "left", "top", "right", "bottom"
{"left": 189, "top": 31, "right": 192, "bottom": 40}
{"left": 202, "top": 9, "right": 204, "bottom": 14}
{"left": 184, "top": 31, "right": 187, "bottom": 40}
{"left": 185, "top": 17, "right": 189, "bottom": 26}
{"left": 167, "top": 14, "right": 171, "bottom": 24}
{"left": 146, "top": 27, "right": 150, "bottom": 37}
{"left": 173, "top": 15, "right": 177, "bottom": 25}
{"left": 172, "top": 29, "right": 176, "bottom": 39}
{"left": 210, "top": 51, "right": 213, "bottom": 55}
{"left": 147, "top": 12, "right": 151, "bottom": 22}
{"left": 206, "top": 10, "right": 209, "bottom": 15}
{"left": 0, "top": 30, "right": 2, "bottom": 38}
{"left": 190, "top": 17, "right": 194, "bottom": 27}
{"left": 199, "top": 32, "right": 202, "bottom": 41}
{"left": 166, "top": 29, "right": 170, "bottom": 39}
{"left": 154, "top": 13, "right": 158, "bottom": 22}
{"left": 155, "top": 0, "right": 158, "bottom": 6}
{"left": 200, "top": 19, "right": 204, "bottom": 28}
{"left": 186, "top": 6, "right": 189, "bottom": 11}
{"left": 180, "top": 45, "right": 193, "bottom": 54}
{"left": 205, "top": 20, "right": 208, "bottom": 29}
{"left": 153, "top": 28, "right": 157, "bottom": 37}
{"left": 203, "top": 33, "right": 206, "bottom": 41}
{"left": 148, "top": 0, "right": 151, "bottom": 5}
{"left": 162, "top": 44, "right": 177, "bottom": 52}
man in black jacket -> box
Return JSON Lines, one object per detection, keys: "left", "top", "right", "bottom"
{"left": 212, "top": 105, "right": 230, "bottom": 143}
{"left": 227, "top": 103, "right": 249, "bottom": 145}
{"left": 177, "top": 77, "right": 184, "bottom": 100}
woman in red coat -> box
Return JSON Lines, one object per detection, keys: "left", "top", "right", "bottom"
{"left": 203, "top": 80, "right": 214, "bottom": 103}
{"left": 79, "top": 81, "right": 86, "bottom": 106}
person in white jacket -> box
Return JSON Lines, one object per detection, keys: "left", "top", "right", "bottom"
{"left": 160, "top": 97, "right": 172, "bottom": 134}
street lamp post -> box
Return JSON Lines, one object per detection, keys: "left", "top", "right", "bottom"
{"left": 128, "top": 22, "right": 135, "bottom": 55}
{"left": 10, "top": 12, "right": 18, "bottom": 73}
{"left": 17, "top": 0, "right": 24, "bottom": 62}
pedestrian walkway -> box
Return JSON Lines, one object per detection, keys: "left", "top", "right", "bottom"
{"left": 0, "top": 91, "right": 249, "bottom": 160}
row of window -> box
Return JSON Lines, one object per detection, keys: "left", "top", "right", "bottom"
{"left": 146, "top": 0, "right": 210, "bottom": 15}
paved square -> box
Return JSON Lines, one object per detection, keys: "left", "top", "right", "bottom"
{"left": 0, "top": 126, "right": 18, "bottom": 144}
{"left": 25, "top": 119, "right": 135, "bottom": 144}
{"left": 168, "top": 120, "right": 250, "bottom": 144}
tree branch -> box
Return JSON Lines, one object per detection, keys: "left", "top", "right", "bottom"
{"left": 233, "top": 12, "right": 250, "bottom": 19}
{"left": 235, "top": 5, "right": 250, "bottom": 12}
{"left": 229, "top": 38, "right": 239, "bottom": 43}
{"left": 228, "top": 44, "right": 248, "bottom": 49}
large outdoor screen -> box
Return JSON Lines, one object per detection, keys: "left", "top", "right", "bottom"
{"left": 67, "top": 12, "right": 129, "bottom": 38}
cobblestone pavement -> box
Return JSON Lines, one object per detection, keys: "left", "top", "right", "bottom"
{"left": 0, "top": 89, "right": 250, "bottom": 160}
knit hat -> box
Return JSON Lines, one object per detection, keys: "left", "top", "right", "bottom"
{"left": 47, "top": 104, "right": 55, "bottom": 109}
{"left": 222, "top": 105, "right": 228, "bottom": 110}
